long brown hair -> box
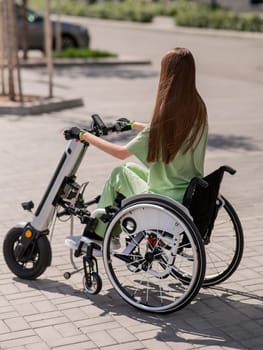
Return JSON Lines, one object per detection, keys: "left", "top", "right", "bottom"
{"left": 147, "top": 48, "right": 207, "bottom": 164}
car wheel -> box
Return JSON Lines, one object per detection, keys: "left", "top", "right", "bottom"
{"left": 62, "top": 34, "right": 78, "bottom": 49}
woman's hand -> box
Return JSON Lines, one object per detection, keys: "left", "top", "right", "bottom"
{"left": 64, "top": 127, "right": 82, "bottom": 140}
{"left": 115, "top": 118, "right": 134, "bottom": 132}
{"left": 115, "top": 118, "right": 147, "bottom": 132}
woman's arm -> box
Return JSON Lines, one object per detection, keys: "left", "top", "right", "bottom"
{"left": 81, "top": 131, "right": 132, "bottom": 160}
{"left": 80, "top": 120, "right": 147, "bottom": 159}
{"left": 133, "top": 121, "right": 147, "bottom": 131}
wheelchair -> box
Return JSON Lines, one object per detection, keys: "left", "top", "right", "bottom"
{"left": 101, "top": 165, "right": 244, "bottom": 313}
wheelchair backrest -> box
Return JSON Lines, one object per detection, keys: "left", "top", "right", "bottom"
{"left": 183, "top": 166, "right": 236, "bottom": 239}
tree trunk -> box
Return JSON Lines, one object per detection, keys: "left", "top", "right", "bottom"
{"left": 7, "top": 0, "right": 23, "bottom": 102}
{"left": 6, "top": 0, "right": 15, "bottom": 100}
{"left": 22, "top": 0, "right": 29, "bottom": 60}
{"left": 44, "top": 0, "right": 53, "bottom": 98}
{"left": 55, "top": 0, "right": 62, "bottom": 57}
{"left": 0, "top": 0, "right": 6, "bottom": 95}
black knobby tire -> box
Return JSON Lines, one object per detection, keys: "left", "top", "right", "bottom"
{"left": 3, "top": 227, "right": 52, "bottom": 280}
{"left": 202, "top": 196, "right": 244, "bottom": 287}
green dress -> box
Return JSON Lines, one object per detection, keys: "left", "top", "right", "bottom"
{"left": 95, "top": 123, "right": 208, "bottom": 237}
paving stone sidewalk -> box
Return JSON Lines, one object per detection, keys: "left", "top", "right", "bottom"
{"left": 0, "top": 20, "right": 263, "bottom": 350}
{"left": 1, "top": 101, "right": 262, "bottom": 350}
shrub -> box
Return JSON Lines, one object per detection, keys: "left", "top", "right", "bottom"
{"left": 175, "top": 0, "right": 263, "bottom": 32}
{"left": 60, "top": 0, "right": 155, "bottom": 23}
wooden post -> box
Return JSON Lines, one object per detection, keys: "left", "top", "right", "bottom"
{"left": 44, "top": 0, "right": 53, "bottom": 98}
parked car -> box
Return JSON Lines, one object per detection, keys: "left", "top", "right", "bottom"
{"left": 16, "top": 4, "right": 90, "bottom": 50}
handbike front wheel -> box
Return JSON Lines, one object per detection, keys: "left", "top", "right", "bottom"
{"left": 103, "top": 199, "right": 206, "bottom": 314}
{"left": 3, "top": 226, "right": 51, "bottom": 280}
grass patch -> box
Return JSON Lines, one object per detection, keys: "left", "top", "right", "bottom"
{"left": 53, "top": 48, "right": 117, "bottom": 59}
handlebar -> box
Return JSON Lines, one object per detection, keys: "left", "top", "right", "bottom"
{"left": 64, "top": 114, "right": 129, "bottom": 141}
{"left": 87, "top": 114, "right": 125, "bottom": 136}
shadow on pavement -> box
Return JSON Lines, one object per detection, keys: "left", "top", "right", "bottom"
{"left": 14, "top": 277, "right": 263, "bottom": 349}
{"left": 63, "top": 116, "right": 261, "bottom": 153}
{"left": 208, "top": 134, "right": 260, "bottom": 151}
{"left": 35, "top": 65, "right": 159, "bottom": 80}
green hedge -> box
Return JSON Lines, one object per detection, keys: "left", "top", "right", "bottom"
{"left": 79, "top": 1, "right": 154, "bottom": 22}
{"left": 27, "top": 0, "right": 179, "bottom": 23}
{"left": 27, "top": 0, "right": 263, "bottom": 32}
{"left": 175, "top": 1, "right": 263, "bottom": 32}
{"left": 28, "top": 0, "right": 155, "bottom": 23}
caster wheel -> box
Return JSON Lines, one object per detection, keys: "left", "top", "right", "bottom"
{"left": 83, "top": 272, "right": 102, "bottom": 295}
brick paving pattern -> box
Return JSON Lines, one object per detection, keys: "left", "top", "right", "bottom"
{"left": 0, "top": 18, "right": 263, "bottom": 350}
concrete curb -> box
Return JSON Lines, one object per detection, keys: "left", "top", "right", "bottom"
{"left": 3, "top": 54, "right": 150, "bottom": 115}
{"left": 19, "top": 56, "right": 152, "bottom": 69}
{"left": 0, "top": 97, "right": 84, "bottom": 116}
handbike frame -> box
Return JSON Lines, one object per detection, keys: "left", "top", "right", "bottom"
{"left": 13, "top": 115, "right": 115, "bottom": 270}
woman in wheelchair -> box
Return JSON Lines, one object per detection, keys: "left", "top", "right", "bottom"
{"left": 3, "top": 48, "right": 243, "bottom": 313}
{"left": 66, "top": 47, "right": 208, "bottom": 253}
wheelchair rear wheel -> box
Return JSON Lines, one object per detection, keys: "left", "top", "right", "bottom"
{"left": 103, "top": 196, "right": 206, "bottom": 314}
{"left": 202, "top": 195, "right": 244, "bottom": 287}
{"left": 172, "top": 195, "right": 244, "bottom": 287}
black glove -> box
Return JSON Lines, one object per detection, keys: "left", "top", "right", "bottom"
{"left": 115, "top": 118, "right": 134, "bottom": 132}
{"left": 64, "top": 127, "right": 81, "bottom": 140}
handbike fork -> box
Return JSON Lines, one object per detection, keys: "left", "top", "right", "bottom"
{"left": 82, "top": 243, "right": 102, "bottom": 295}
{"left": 14, "top": 224, "right": 46, "bottom": 260}
{"left": 83, "top": 254, "right": 98, "bottom": 286}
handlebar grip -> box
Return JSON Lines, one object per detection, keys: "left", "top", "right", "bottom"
{"left": 219, "top": 165, "right": 236, "bottom": 175}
